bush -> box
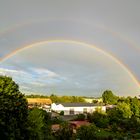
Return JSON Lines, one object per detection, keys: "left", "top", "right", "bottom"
{"left": 76, "top": 124, "right": 97, "bottom": 140}
{"left": 60, "top": 111, "right": 64, "bottom": 116}
{"left": 87, "top": 112, "right": 109, "bottom": 128}
{"left": 74, "top": 114, "right": 86, "bottom": 121}
{"left": 53, "top": 122, "right": 73, "bottom": 140}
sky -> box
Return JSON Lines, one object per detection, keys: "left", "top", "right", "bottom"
{"left": 0, "top": 0, "right": 140, "bottom": 97}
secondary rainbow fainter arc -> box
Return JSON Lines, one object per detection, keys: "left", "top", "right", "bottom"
{"left": 1, "top": 19, "right": 140, "bottom": 52}
{"left": 0, "top": 39, "right": 140, "bottom": 89}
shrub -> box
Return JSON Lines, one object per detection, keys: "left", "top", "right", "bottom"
{"left": 75, "top": 114, "right": 85, "bottom": 121}
{"left": 60, "top": 111, "right": 64, "bottom": 116}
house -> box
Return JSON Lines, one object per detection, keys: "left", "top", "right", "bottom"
{"left": 51, "top": 103, "right": 106, "bottom": 115}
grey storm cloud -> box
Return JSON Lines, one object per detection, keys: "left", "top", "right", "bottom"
{"left": 0, "top": 0, "right": 140, "bottom": 96}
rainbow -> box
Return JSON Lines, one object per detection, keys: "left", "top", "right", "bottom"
{"left": 0, "top": 39, "right": 140, "bottom": 89}
{"left": 0, "top": 19, "right": 140, "bottom": 52}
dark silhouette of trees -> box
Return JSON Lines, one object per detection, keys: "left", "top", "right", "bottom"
{"left": 0, "top": 76, "right": 28, "bottom": 140}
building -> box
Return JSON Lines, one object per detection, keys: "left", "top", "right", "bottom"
{"left": 51, "top": 103, "right": 106, "bottom": 115}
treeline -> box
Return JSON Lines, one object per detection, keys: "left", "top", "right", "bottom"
{"left": 26, "top": 90, "right": 140, "bottom": 139}
{"left": 1, "top": 76, "right": 140, "bottom": 139}
{"left": 26, "top": 94, "right": 86, "bottom": 103}
{"left": 54, "top": 91, "right": 140, "bottom": 139}
{"left": 26, "top": 94, "right": 49, "bottom": 98}
{"left": 84, "top": 90, "right": 140, "bottom": 139}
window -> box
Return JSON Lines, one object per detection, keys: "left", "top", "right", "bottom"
{"left": 70, "top": 108, "right": 74, "bottom": 115}
{"left": 83, "top": 108, "right": 87, "bottom": 113}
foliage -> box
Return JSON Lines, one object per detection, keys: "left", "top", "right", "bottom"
{"left": 87, "top": 112, "right": 109, "bottom": 128}
{"left": 107, "top": 108, "right": 122, "bottom": 123}
{"left": 26, "top": 94, "right": 48, "bottom": 98}
{"left": 0, "top": 76, "right": 28, "bottom": 140}
{"left": 49, "top": 94, "right": 86, "bottom": 103}
{"left": 26, "top": 94, "right": 86, "bottom": 103}
{"left": 76, "top": 124, "right": 98, "bottom": 140}
{"left": 117, "top": 102, "right": 132, "bottom": 119}
{"left": 51, "top": 116, "right": 64, "bottom": 124}
{"left": 60, "top": 111, "right": 64, "bottom": 116}
{"left": 2, "top": 76, "right": 140, "bottom": 140}
{"left": 49, "top": 94, "right": 59, "bottom": 103}
{"left": 92, "top": 99, "right": 98, "bottom": 104}
{"left": 95, "top": 106, "right": 103, "bottom": 112}
{"left": 129, "top": 97, "right": 140, "bottom": 117}
{"left": 27, "top": 108, "right": 51, "bottom": 140}
{"left": 74, "top": 114, "right": 85, "bottom": 121}
{"left": 26, "top": 91, "right": 140, "bottom": 139}
{"left": 53, "top": 122, "right": 73, "bottom": 140}
{"left": 102, "top": 90, "right": 118, "bottom": 105}
{"left": 95, "top": 129, "right": 114, "bottom": 140}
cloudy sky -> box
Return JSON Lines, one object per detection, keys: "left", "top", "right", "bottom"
{"left": 0, "top": 0, "right": 140, "bottom": 97}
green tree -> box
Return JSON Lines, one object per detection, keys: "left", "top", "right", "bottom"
{"left": 50, "top": 94, "right": 60, "bottom": 103}
{"left": 75, "top": 114, "right": 85, "bottom": 121}
{"left": 50, "top": 94, "right": 85, "bottom": 103}
{"left": 70, "top": 96, "right": 85, "bottom": 102}
{"left": 87, "top": 112, "right": 109, "bottom": 128}
{"left": 102, "top": 90, "right": 118, "bottom": 105}
{"left": 118, "top": 96, "right": 140, "bottom": 117}
{"left": 92, "top": 99, "right": 98, "bottom": 104}
{"left": 54, "top": 122, "right": 73, "bottom": 140}
{"left": 0, "top": 76, "right": 28, "bottom": 140}
{"left": 124, "top": 96, "right": 132, "bottom": 104}
{"left": 27, "top": 108, "right": 51, "bottom": 140}
{"left": 76, "top": 124, "right": 97, "bottom": 140}
{"left": 117, "top": 102, "right": 132, "bottom": 119}
{"left": 130, "top": 97, "right": 140, "bottom": 117}
{"left": 60, "top": 111, "right": 64, "bottom": 116}
{"left": 107, "top": 108, "right": 122, "bottom": 124}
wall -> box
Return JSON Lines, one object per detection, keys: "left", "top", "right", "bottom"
{"left": 51, "top": 103, "right": 106, "bottom": 115}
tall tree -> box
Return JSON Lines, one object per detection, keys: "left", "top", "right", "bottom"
{"left": 0, "top": 76, "right": 28, "bottom": 140}
{"left": 102, "top": 90, "right": 118, "bottom": 104}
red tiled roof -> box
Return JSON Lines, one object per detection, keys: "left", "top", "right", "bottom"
{"left": 70, "top": 121, "right": 90, "bottom": 127}
{"left": 51, "top": 124, "right": 60, "bottom": 131}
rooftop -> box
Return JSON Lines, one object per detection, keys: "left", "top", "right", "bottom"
{"left": 55, "top": 102, "right": 102, "bottom": 107}
{"left": 70, "top": 121, "right": 90, "bottom": 128}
